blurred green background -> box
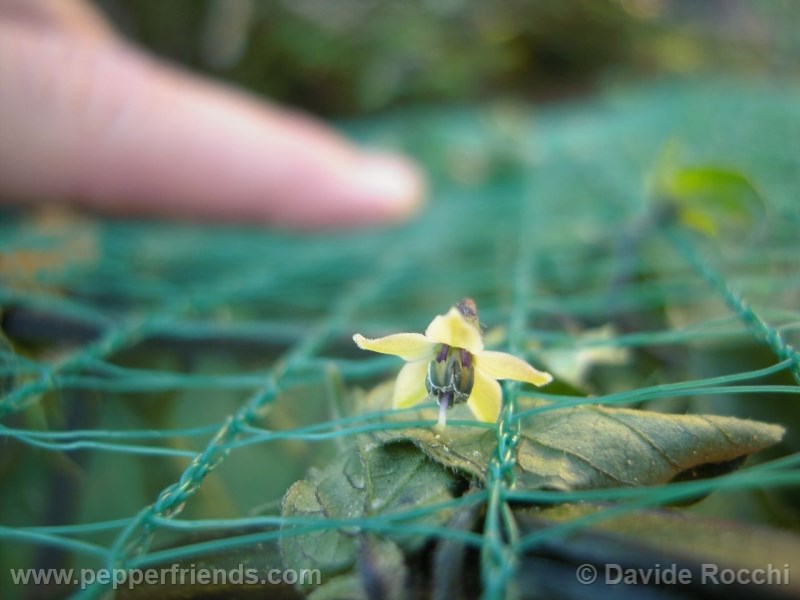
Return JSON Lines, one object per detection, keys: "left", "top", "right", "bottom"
{"left": 3, "top": 2, "right": 800, "bottom": 598}
{"left": 96, "top": 0, "right": 800, "bottom": 116}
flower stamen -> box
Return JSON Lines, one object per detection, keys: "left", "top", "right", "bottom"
{"left": 436, "top": 344, "right": 450, "bottom": 363}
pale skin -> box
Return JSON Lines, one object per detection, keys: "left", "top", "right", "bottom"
{"left": 0, "top": 0, "right": 425, "bottom": 228}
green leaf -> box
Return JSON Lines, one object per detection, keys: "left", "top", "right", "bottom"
{"left": 650, "top": 144, "right": 766, "bottom": 238}
{"left": 280, "top": 438, "right": 461, "bottom": 588}
{"left": 667, "top": 167, "right": 765, "bottom": 237}
{"left": 367, "top": 385, "right": 784, "bottom": 493}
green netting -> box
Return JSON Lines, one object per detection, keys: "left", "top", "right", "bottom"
{"left": 1, "top": 79, "right": 800, "bottom": 599}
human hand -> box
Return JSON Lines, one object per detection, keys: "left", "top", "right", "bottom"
{"left": 0, "top": 0, "right": 425, "bottom": 228}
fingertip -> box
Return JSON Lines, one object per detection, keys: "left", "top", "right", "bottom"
{"left": 349, "top": 152, "right": 427, "bottom": 224}
{"left": 0, "top": 18, "right": 429, "bottom": 230}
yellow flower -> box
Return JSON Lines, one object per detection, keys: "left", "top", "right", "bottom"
{"left": 353, "top": 299, "right": 552, "bottom": 428}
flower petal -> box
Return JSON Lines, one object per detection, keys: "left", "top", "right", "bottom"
{"left": 424, "top": 307, "right": 484, "bottom": 354}
{"left": 353, "top": 333, "right": 436, "bottom": 361}
{"left": 466, "top": 368, "right": 502, "bottom": 423}
{"left": 393, "top": 360, "right": 431, "bottom": 409}
{"left": 476, "top": 351, "right": 552, "bottom": 386}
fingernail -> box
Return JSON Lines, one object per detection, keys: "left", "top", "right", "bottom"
{"left": 353, "top": 153, "right": 426, "bottom": 219}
